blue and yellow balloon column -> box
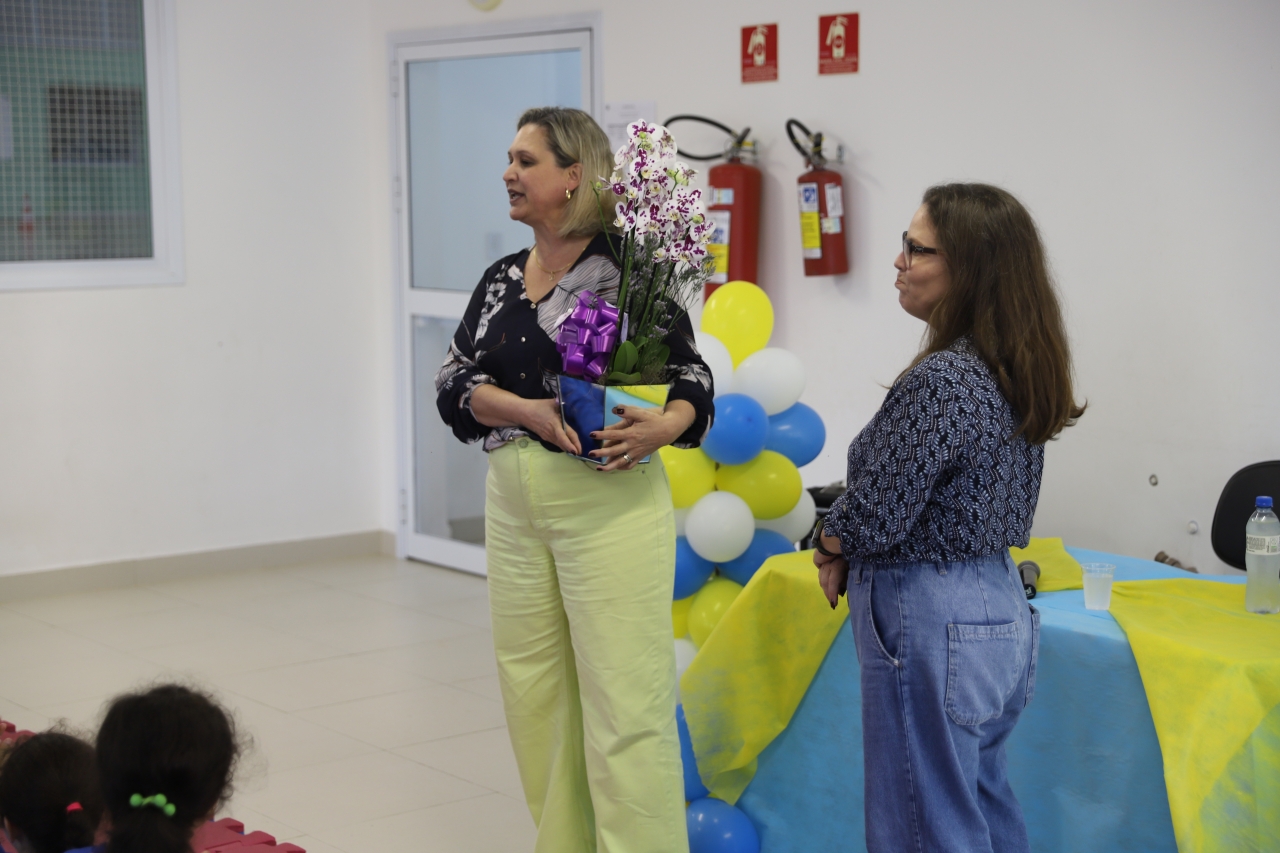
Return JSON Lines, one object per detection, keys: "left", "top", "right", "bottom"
{"left": 661, "top": 281, "right": 828, "bottom": 853}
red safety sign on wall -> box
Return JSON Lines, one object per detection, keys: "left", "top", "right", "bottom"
{"left": 818, "top": 13, "right": 859, "bottom": 75}
{"left": 741, "top": 24, "right": 778, "bottom": 83}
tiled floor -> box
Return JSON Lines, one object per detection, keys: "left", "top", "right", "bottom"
{"left": 0, "top": 555, "right": 536, "bottom": 853}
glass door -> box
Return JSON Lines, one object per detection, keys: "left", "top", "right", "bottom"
{"left": 391, "top": 21, "right": 599, "bottom": 574}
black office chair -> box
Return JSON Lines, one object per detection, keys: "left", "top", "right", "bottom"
{"left": 1210, "top": 461, "right": 1280, "bottom": 570}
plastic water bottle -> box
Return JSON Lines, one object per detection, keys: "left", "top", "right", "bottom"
{"left": 1245, "top": 496, "right": 1280, "bottom": 614}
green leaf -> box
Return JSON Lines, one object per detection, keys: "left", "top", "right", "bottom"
{"left": 606, "top": 371, "right": 643, "bottom": 384}
{"left": 614, "top": 340, "right": 639, "bottom": 375}
{"left": 633, "top": 341, "right": 670, "bottom": 371}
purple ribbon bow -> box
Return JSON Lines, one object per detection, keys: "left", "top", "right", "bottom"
{"left": 556, "top": 291, "right": 620, "bottom": 382}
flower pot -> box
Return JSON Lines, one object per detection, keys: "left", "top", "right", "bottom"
{"left": 555, "top": 375, "right": 669, "bottom": 464}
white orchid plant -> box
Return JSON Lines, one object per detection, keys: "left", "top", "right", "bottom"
{"left": 594, "top": 120, "right": 715, "bottom": 385}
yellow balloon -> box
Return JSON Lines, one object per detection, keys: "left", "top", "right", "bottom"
{"left": 701, "top": 281, "right": 774, "bottom": 366}
{"left": 715, "top": 450, "right": 803, "bottom": 520}
{"left": 673, "top": 596, "right": 693, "bottom": 639}
{"left": 658, "top": 446, "right": 717, "bottom": 508}
{"left": 688, "top": 577, "right": 744, "bottom": 648}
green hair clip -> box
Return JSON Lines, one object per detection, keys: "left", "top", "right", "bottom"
{"left": 129, "top": 793, "right": 176, "bottom": 817}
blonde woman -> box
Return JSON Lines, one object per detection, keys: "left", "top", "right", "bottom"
{"left": 436, "top": 107, "right": 713, "bottom": 853}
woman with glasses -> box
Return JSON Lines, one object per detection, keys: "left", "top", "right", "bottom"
{"left": 812, "top": 183, "right": 1084, "bottom": 853}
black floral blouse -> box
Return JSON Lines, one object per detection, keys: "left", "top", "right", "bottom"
{"left": 435, "top": 232, "right": 715, "bottom": 453}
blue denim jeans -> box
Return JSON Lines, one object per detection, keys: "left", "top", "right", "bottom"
{"left": 848, "top": 553, "right": 1040, "bottom": 853}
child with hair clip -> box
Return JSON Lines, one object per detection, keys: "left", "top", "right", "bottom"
{"left": 91, "top": 684, "right": 241, "bottom": 853}
{"left": 0, "top": 731, "right": 105, "bottom": 853}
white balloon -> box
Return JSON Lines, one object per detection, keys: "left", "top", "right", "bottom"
{"left": 732, "top": 348, "right": 807, "bottom": 415}
{"left": 756, "top": 488, "right": 818, "bottom": 543}
{"left": 674, "top": 637, "right": 699, "bottom": 702}
{"left": 695, "top": 331, "right": 735, "bottom": 399}
{"left": 674, "top": 507, "right": 690, "bottom": 537}
{"left": 685, "top": 491, "right": 755, "bottom": 563}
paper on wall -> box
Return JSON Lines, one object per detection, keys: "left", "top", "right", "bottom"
{"left": 603, "top": 101, "right": 657, "bottom": 154}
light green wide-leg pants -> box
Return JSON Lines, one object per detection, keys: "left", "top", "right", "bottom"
{"left": 485, "top": 439, "right": 689, "bottom": 853}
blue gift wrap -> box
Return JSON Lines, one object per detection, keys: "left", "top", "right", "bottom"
{"left": 556, "top": 375, "right": 668, "bottom": 464}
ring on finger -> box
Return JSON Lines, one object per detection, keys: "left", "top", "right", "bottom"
{"left": 622, "top": 453, "right": 634, "bottom": 464}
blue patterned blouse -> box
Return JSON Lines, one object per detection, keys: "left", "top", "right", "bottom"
{"left": 824, "top": 337, "right": 1044, "bottom": 563}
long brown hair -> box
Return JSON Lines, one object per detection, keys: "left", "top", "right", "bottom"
{"left": 908, "top": 183, "right": 1084, "bottom": 443}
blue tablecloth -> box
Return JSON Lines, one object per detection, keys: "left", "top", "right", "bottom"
{"left": 734, "top": 549, "right": 1246, "bottom": 853}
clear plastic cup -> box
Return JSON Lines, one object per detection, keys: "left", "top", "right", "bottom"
{"left": 1081, "top": 562, "right": 1116, "bottom": 610}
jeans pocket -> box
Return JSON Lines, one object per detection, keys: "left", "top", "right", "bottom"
{"left": 860, "top": 571, "right": 900, "bottom": 667}
{"left": 1024, "top": 606, "right": 1041, "bottom": 708}
{"left": 945, "top": 621, "right": 1022, "bottom": 726}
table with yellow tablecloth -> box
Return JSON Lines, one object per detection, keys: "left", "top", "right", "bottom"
{"left": 681, "top": 542, "right": 1278, "bottom": 853}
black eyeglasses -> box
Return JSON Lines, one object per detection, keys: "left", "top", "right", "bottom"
{"left": 902, "top": 231, "right": 939, "bottom": 269}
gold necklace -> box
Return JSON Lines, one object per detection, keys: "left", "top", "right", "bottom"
{"left": 532, "top": 245, "right": 573, "bottom": 278}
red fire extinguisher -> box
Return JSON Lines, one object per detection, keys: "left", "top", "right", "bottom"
{"left": 786, "top": 119, "right": 849, "bottom": 277}
{"left": 664, "top": 115, "right": 761, "bottom": 299}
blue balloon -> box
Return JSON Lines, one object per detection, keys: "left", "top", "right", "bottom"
{"left": 675, "top": 536, "right": 716, "bottom": 600}
{"left": 687, "top": 797, "right": 760, "bottom": 853}
{"left": 765, "top": 402, "right": 826, "bottom": 467}
{"left": 718, "top": 529, "right": 795, "bottom": 586}
{"left": 677, "top": 705, "right": 709, "bottom": 800}
{"left": 703, "top": 394, "right": 768, "bottom": 465}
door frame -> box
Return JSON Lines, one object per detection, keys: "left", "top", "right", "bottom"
{"left": 388, "top": 14, "right": 603, "bottom": 574}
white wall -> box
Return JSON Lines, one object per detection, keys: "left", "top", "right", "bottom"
{"left": 2, "top": 0, "right": 1275, "bottom": 576}
{"left": 0, "top": 0, "right": 394, "bottom": 575}
{"left": 371, "top": 0, "right": 1280, "bottom": 573}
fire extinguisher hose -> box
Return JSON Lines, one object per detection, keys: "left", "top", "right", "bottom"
{"left": 785, "top": 118, "right": 827, "bottom": 170}
{"left": 662, "top": 114, "right": 751, "bottom": 162}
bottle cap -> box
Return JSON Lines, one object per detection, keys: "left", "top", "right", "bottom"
{"left": 1257, "top": 496, "right": 1274, "bottom": 508}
